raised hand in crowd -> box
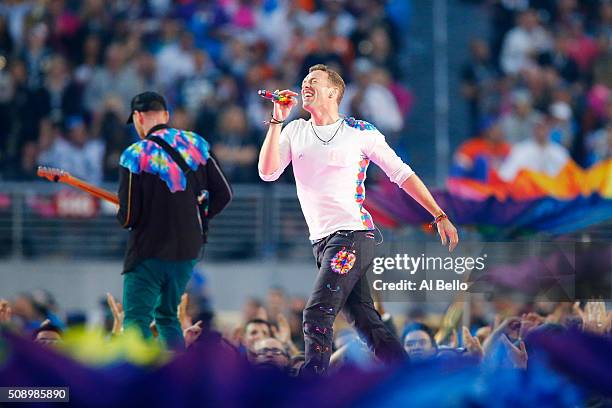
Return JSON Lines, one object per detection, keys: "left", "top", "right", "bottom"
{"left": 475, "top": 326, "right": 491, "bottom": 344}
{"left": 178, "top": 293, "right": 193, "bottom": 331}
{"left": 448, "top": 329, "right": 458, "bottom": 348}
{"left": 501, "top": 335, "right": 528, "bottom": 369}
{"left": 0, "top": 299, "right": 12, "bottom": 325}
{"left": 106, "top": 293, "right": 124, "bottom": 335}
{"left": 184, "top": 320, "right": 203, "bottom": 348}
{"left": 483, "top": 316, "right": 521, "bottom": 355}
{"left": 574, "top": 301, "right": 610, "bottom": 334}
{"left": 272, "top": 314, "right": 299, "bottom": 357}
{"left": 462, "top": 326, "right": 483, "bottom": 359}
{"left": 519, "top": 312, "right": 545, "bottom": 339}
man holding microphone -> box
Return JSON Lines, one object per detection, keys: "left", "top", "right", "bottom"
{"left": 258, "top": 64, "right": 458, "bottom": 374}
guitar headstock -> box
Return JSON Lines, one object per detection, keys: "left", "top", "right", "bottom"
{"left": 37, "top": 166, "right": 71, "bottom": 183}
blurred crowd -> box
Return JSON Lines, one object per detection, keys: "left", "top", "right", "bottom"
{"left": 455, "top": 0, "right": 612, "bottom": 183}
{"left": 1, "top": 286, "right": 611, "bottom": 377}
{"left": 0, "top": 0, "right": 411, "bottom": 184}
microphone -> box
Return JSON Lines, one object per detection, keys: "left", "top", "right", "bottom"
{"left": 257, "top": 89, "right": 295, "bottom": 104}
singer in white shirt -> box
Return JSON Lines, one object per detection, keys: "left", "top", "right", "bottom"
{"left": 258, "top": 64, "right": 458, "bottom": 375}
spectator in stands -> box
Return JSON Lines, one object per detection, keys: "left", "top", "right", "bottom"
{"left": 500, "top": 9, "right": 552, "bottom": 75}
{"left": 252, "top": 337, "right": 291, "bottom": 371}
{"left": 20, "top": 23, "right": 52, "bottom": 90}
{"left": 37, "top": 115, "right": 105, "bottom": 184}
{"left": 499, "top": 90, "right": 542, "bottom": 145}
{"left": 370, "top": 66, "right": 413, "bottom": 119}
{"left": 299, "top": 22, "right": 347, "bottom": 81}
{"left": 134, "top": 51, "right": 159, "bottom": 95}
{"left": 42, "top": 55, "right": 84, "bottom": 124}
{"left": 241, "top": 297, "right": 266, "bottom": 323}
{"left": 549, "top": 100, "right": 574, "bottom": 148}
{"left": 461, "top": 39, "right": 499, "bottom": 135}
{"left": 565, "top": 17, "right": 599, "bottom": 74}
{"left": 402, "top": 322, "right": 438, "bottom": 361}
{"left": 84, "top": 43, "right": 139, "bottom": 115}
{"left": 451, "top": 117, "right": 511, "bottom": 182}
{"left": 266, "top": 287, "right": 287, "bottom": 324}
{"left": 11, "top": 293, "right": 47, "bottom": 333}
{"left": 499, "top": 115, "right": 570, "bottom": 181}
{"left": 0, "top": 1, "right": 412, "bottom": 183}
{"left": 32, "top": 322, "right": 63, "bottom": 346}
{"left": 156, "top": 30, "right": 196, "bottom": 89}
{"left": 0, "top": 15, "right": 13, "bottom": 56}
{"left": 99, "top": 97, "right": 131, "bottom": 182}
{"left": 74, "top": 33, "right": 102, "bottom": 85}
{"left": 242, "top": 318, "right": 272, "bottom": 354}
{"left": 3, "top": 58, "right": 49, "bottom": 179}
{"left": 177, "top": 49, "right": 218, "bottom": 117}
{"left": 586, "top": 123, "right": 612, "bottom": 166}
{"left": 537, "top": 32, "right": 580, "bottom": 84}
{"left": 210, "top": 105, "right": 258, "bottom": 183}
{"left": 360, "top": 26, "right": 399, "bottom": 79}
{"left": 341, "top": 58, "right": 403, "bottom": 135}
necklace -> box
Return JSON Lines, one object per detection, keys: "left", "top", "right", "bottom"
{"left": 310, "top": 119, "right": 343, "bottom": 146}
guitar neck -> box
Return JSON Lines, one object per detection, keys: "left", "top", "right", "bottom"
{"left": 63, "top": 175, "right": 119, "bottom": 206}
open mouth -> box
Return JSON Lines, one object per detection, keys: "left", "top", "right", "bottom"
{"left": 302, "top": 90, "right": 314, "bottom": 99}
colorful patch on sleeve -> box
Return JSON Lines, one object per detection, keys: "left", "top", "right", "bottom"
{"left": 344, "top": 117, "right": 377, "bottom": 131}
{"left": 355, "top": 157, "right": 375, "bottom": 229}
{"left": 330, "top": 247, "right": 356, "bottom": 275}
{"left": 119, "top": 128, "right": 210, "bottom": 192}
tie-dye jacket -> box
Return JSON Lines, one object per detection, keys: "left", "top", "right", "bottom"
{"left": 116, "top": 124, "right": 232, "bottom": 272}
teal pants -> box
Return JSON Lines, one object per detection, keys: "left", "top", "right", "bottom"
{"left": 123, "top": 259, "right": 195, "bottom": 349}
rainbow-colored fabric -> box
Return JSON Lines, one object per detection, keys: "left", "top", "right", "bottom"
{"left": 119, "top": 127, "right": 210, "bottom": 193}
{"left": 366, "top": 159, "right": 612, "bottom": 236}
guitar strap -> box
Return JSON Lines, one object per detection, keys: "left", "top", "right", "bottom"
{"left": 148, "top": 135, "right": 209, "bottom": 243}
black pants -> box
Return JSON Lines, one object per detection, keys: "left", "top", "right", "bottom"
{"left": 302, "top": 230, "right": 406, "bottom": 374}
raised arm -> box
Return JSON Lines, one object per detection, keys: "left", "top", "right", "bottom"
{"left": 258, "top": 90, "right": 298, "bottom": 180}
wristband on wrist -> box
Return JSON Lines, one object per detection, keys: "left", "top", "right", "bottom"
{"left": 267, "top": 113, "right": 284, "bottom": 125}
{"left": 430, "top": 213, "right": 448, "bottom": 226}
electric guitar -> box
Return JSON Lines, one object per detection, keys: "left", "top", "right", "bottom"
{"left": 37, "top": 166, "right": 119, "bottom": 206}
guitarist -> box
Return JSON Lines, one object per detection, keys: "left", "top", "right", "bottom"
{"left": 118, "top": 91, "right": 232, "bottom": 349}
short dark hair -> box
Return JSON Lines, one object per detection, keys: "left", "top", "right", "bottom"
{"left": 308, "top": 64, "right": 345, "bottom": 105}
{"left": 402, "top": 322, "right": 437, "bottom": 350}
{"left": 244, "top": 318, "right": 272, "bottom": 334}
{"left": 32, "top": 323, "right": 63, "bottom": 340}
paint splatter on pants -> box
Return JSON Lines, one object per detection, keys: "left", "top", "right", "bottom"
{"left": 302, "top": 230, "right": 406, "bottom": 374}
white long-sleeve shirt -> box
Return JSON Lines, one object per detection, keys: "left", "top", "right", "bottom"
{"left": 259, "top": 117, "right": 414, "bottom": 240}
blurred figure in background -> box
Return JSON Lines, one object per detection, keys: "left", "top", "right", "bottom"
{"left": 452, "top": 117, "right": 511, "bottom": 182}
{"left": 500, "top": 9, "right": 552, "bottom": 75}
{"left": 210, "top": 105, "right": 258, "bottom": 183}
{"left": 586, "top": 123, "right": 612, "bottom": 166}
{"left": 461, "top": 39, "right": 499, "bottom": 135}
{"left": 499, "top": 90, "right": 542, "bottom": 145}
{"left": 499, "top": 115, "right": 570, "bottom": 181}
{"left": 341, "top": 58, "right": 403, "bottom": 136}
{"left": 37, "top": 115, "right": 104, "bottom": 184}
